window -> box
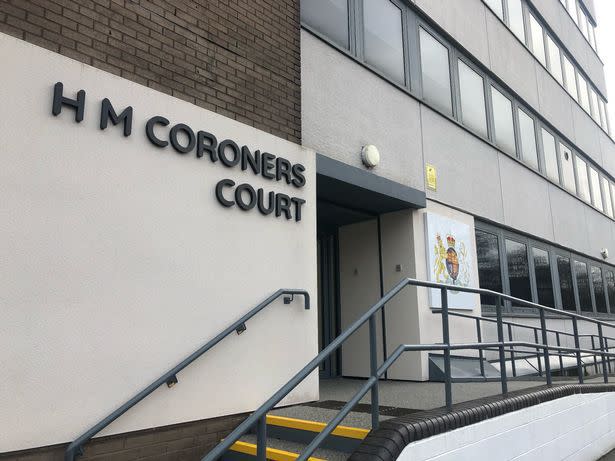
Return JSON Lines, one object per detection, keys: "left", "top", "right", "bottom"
{"left": 508, "top": 0, "right": 526, "bottom": 42}
{"left": 577, "top": 73, "right": 590, "bottom": 113}
{"left": 458, "top": 60, "right": 488, "bottom": 137}
{"left": 485, "top": 0, "right": 504, "bottom": 19}
{"left": 568, "top": 0, "right": 578, "bottom": 24}
{"left": 563, "top": 56, "right": 578, "bottom": 100}
{"left": 575, "top": 260, "right": 592, "bottom": 312}
{"left": 589, "top": 167, "right": 603, "bottom": 211}
{"left": 599, "top": 99, "right": 608, "bottom": 130}
{"left": 601, "top": 177, "right": 614, "bottom": 218}
{"left": 592, "top": 266, "right": 608, "bottom": 313}
{"left": 491, "top": 86, "right": 516, "bottom": 154}
{"left": 575, "top": 155, "right": 590, "bottom": 203}
{"left": 542, "top": 129, "right": 559, "bottom": 183}
{"left": 578, "top": 7, "right": 588, "bottom": 39}
{"left": 533, "top": 248, "right": 555, "bottom": 307}
{"left": 560, "top": 143, "right": 576, "bottom": 193}
{"left": 589, "top": 88, "right": 599, "bottom": 122}
{"left": 363, "top": 0, "right": 405, "bottom": 84}
{"left": 588, "top": 21, "right": 596, "bottom": 48}
{"left": 301, "top": 0, "right": 349, "bottom": 49}
{"left": 529, "top": 14, "right": 546, "bottom": 66}
{"left": 558, "top": 256, "right": 576, "bottom": 311}
{"left": 607, "top": 270, "right": 615, "bottom": 313}
{"left": 476, "top": 229, "right": 503, "bottom": 306}
{"left": 612, "top": 182, "right": 615, "bottom": 215}
{"left": 506, "top": 239, "right": 532, "bottom": 305}
{"left": 546, "top": 35, "right": 563, "bottom": 84}
{"left": 518, "top": 109, "right": 539, "bottom": 170}
{"left": 420, "top": 28, "right": 452, "bottom": 115}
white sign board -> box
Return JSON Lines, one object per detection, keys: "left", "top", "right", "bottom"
{"left": 425, "top": 212, "right": 475, "bottom": 309}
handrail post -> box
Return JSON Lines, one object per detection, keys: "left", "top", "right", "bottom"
{"left": 539, "top": 308, "right": 552, "bottom": 386}
{"left": 592, "top": 335, "right": 599, "bottom": 374}
{"left": 441, "top": 288, "right": 452, "bottom": 411}
{"left": 534, "top": 328, "right": 543, "bottom": 376}
{"left": 508, "top": 323, "right": 516, "bottom": 378}
{"left": 495, "top": 296, "right": 508, "bottom": 395}
{"left": 598, "top": 324, "right": 609, "bottom": 384}
{"left": 476, "top": 318, "right": 485, "bottom": 378}
{"left": 572, "top": 317, "right": 584, "bottom": 384}
{"left": 606, "top": 338, "right": 612, "bottom": 374}
{"left": 556, "top": 332, "right": 563, "bottom": 373}
{"left": 368, "top": 315, "right": 380, "bottom": 430}
{"left": 256, "top": 414, "right": 267, "bottom": 461}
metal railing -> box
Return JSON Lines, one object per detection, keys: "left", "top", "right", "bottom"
{"left": 64, "top": 288, "right": 310, "bottom": 461}
{"left": 440, "top": 310, "right": 615, "bottom": 380}
{"left": 202, "top": 278, "right": 615, "bottom": 461}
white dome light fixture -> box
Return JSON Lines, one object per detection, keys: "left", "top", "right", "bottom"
{"left": 361, "top": 144, "right": 380, "bottom": 169}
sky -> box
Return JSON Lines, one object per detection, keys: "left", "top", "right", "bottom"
{"left": 595, "top": 0, "right": 615, "bottom": 123}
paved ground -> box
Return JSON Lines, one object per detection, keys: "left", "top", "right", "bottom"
{"left": 271, "top": 376, "right": 591, "bottom": 428}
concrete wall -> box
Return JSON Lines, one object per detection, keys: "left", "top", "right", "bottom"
{"left": 301, "top": 29, "right": 615, "bottom": 263}
{"left": 0, "top": 34, "right": 317, "bottom": 453}
{"left": 398, "top": 392, "right": 615, "bottom": 460}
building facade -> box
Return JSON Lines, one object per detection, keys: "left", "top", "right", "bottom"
{"left": 1, "top": 0, "right": 615, "bottom": 459}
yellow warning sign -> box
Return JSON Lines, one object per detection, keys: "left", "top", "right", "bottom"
{"left": 426, "top": 164, "right": 437, "bottom": 191}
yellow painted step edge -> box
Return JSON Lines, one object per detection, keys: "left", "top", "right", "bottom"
{"left": 229, "top": 440, "right": 326, "bottom": 461}
{"left": 266, "top": 415, "right": 369, "bottom": 440}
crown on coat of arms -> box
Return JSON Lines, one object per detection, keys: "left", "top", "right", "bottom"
{"left": 446, "top": 235, "right": 456, "bottom": 248}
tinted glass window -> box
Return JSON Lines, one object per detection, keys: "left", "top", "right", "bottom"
{"left": 560, "top": 144, "right": 576, "bottom": 193}
{"left": 529, "top": 14, "right": 546, "bottom": 66}
{"left": 607, "top": 270, "right": 615, "bottom": 313}
{"left": 575, "top": 260, "right": 592, "bottom": 312}
{"left": 542, "top": 129, "right": 559, "bottom": 183}
{"left": 592, "top": 266, "right": 607, "bottom": 313}
{"left": 508, "top": 0, "right": 526, "bottom": 42}
{"left": 476, "top": 229, "right": 503, "bottom": 306}
{"left": 301, "top": 0, "right": 349, "bottom": 49}
{"left": 420, "top": 28, "right": 452, "bottom": 115}
{"left": 578, "top": 8, "right": 588, "bottom": 38}
{"left": 458, "top": 60, "right": 487, "bottom": 137}
{"left": 567, "top": 0, "right": 577, "bottom": 22}
{"left": 589, "top": 88, "right": 599, "bottom": 122}
{"left": 601, "top": 177, "right": 614, "bottom": 218}
{"left": 575, "top": 156, "right": 591, "bottom": 203}
{"left": 589, "top": 167, "right": 603, "bottom": 211}
{"left": 533, "top": 248, "right": 555, "bottom": 308}
{"left": 546, "top": 35, "right": 563, "bottom": 84}
{"left": 518, "top": 109, "right": 539, "bottom": 170}
{"left": 578, "top": 74, "right": 590, "bottom": 113}
{"left": 363, "top": 0, "right": 405, "bottom": 84}
{"left": 563, "top": 56, "right": 578, "bottom": 100}
{"left": 558, "top": 256, "right": 576, "bottom": 311}
{"left": 599, "top": 99, "right": 608, "bottom": 130}
{"left": 491, "top": 86, "right": 516, "bottom": 154}
{"left": 506, "top": 239, "right": 532, "bottom": 305}
{"left": 485, "top": 0, "right": 504, "bottom": 19}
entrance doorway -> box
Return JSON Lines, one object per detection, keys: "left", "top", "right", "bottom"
{"left": 317, "top": 200, "right": 376, "bottom": 378}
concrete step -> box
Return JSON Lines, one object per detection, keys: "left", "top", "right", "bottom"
{"left": 222, "top": 414, "right": 369, "bottom": 460}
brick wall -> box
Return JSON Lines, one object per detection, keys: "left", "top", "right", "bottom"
{"left": 0, "top": 412, "right": 249, "bottom": 461}
{"left": 0, "top": 0, "right": 301, "bottom": 143}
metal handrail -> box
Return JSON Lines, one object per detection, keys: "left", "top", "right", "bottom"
{"left": 202, "top": 278, "right": 615, "bottom": 461}
{"left": 64, "top": 288, "right": 310, "bottom": 461}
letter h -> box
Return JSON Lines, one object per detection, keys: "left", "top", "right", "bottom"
{"left": 52, "top": 82, "right": 86, "bottom": 122}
